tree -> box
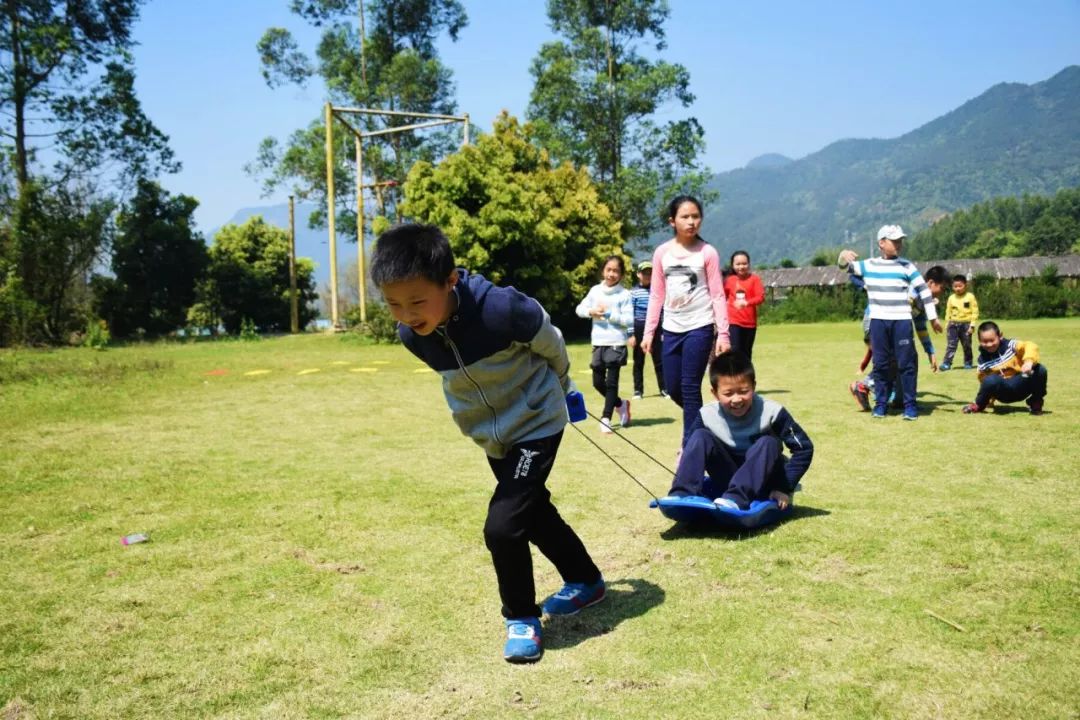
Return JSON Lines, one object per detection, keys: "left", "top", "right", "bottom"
{"left": 92, "top": 180, "right": 207, "bottom": 338}
{"left": 0, "top": 0, "right": 177, "bottom": 192}
{"left": 196, "top": 216, "right": 318, "bottom": 334}
{"left": 1, "top": 0, "right": 178, "bottom": 344}
{"left": 527, "top": 0, "right": 712, "bottom": 244}
{"left": 401, "top": 113, "right": 625, "bottom": 326}
{"left": 2, "top": 181, "right": 114, "bottom": 343}
{"left": 251, "top": 0, "right": 467, "bottom": 238}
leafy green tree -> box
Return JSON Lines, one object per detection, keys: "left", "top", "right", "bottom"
{"left": 2, "top": 181, "right": 114, "bottom": 343}
{"left": 527, "top": 0, "right": 712, "bottom": 244}
{"left": 400, "top": 113, "right": 624, "bottom": 325}
{"left": 92, "top": 180, "right": 208, "bottom": 338}
{"left": 0, "top": 0, "right": 178, "bottom": 344}
{"left": 197, "top": 216, "right": 318, "bottom": 334}
{"left": 251, "top": 0, "right": 467, "bottom": 238}
{"left": 0, "top": 0, "right": 177, "bottom": 192}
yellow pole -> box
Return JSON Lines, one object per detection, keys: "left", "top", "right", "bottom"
{"left": 355, "top": 135, "right": 367, "bottom": 324}
{"left": 324, "top": 103, "right": 339, "bottom": 329}
{"left": 288, "top": 195, "right": 299, "bottom": 333}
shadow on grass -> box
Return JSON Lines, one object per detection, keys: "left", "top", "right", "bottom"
{"left": 544, "top": 578, "right": 665, "bottom": 651}
{"left": 757, "top": 388, "right": 789, "bottom": 394}
{"left": 656, "top": 504, "right": 831, "bottom": 542}
{"left": 618, "top": 417, "right": 676, "bottom": 428}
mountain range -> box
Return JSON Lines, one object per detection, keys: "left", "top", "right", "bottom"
{"left": 695, "top": 65, "right": 1080, "bottom": 263}
{"left": 216, "top": 65, "right": 1080, "bottom": 283}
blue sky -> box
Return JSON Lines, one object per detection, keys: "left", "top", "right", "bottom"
{"left": 131, "top": 0, "right": 1080, "bottom": 233}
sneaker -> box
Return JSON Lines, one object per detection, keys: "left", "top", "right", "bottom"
{"left": 871, "top": 407, "right": 887, "bottom": 419}
{"left": 618, "top": 399, "right": 631, "bottom": 427}
{"left": 713, "top": 497, "right": 740, "bottom": 511}
{"left": 963, "top": 364, "right": 974, "bottom": 370}
{"left": 939, "top": 363, "right": 951, "bottom": 371}
{"left": 961, "top": 403, "right": 984, "bottom": 414}
{"left": 849, "top": 381, "right": 871, "bottom": 411}
{"left": 503, "top": 617, "right": 542, "bottom": 664}
{"left": 599, "top": 418, "right": 613, "bottom": 434}
{"left": 660, "top": 390, "right": 669, "bottom": 398}
{"left": 542, "top": 578, "right": 606, "bottom": 616}
{"left": 903, "top": 406, "right": 918, "bottom": 421}
{"left": 1028, "top": 398, "right": 1044, "bottom": 415}
{"left": 632, "top": 392, "right": 643, "bottom": 400}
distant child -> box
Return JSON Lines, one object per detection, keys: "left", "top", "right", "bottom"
{"left": 641, "top": 195, "right": 731, "bottom": 446}
{"left": 369, "top": 224, "right": 605, "bottom": 664}
{"left": 576, "top": 255, "right": 635, "bottom": 433}
{"left": 724, "top": 250, "right": 766, "bottom": 360}
{"left": 665, "top": 351, "right": 813, "bottom": 510}
{"left": 940, "top": 275, "right": 979, "bottom": 370}
{"left": 848, "top": 266, "right": 946, "bottom": 410}
{"left": 630, "top": 261, "right": 666, "bottom": 400}
{"left": 839, "top": 225, "right": 942, "bottom": 420}
{"left": 962, "top": 321, "right": 1048, "bottom": 415}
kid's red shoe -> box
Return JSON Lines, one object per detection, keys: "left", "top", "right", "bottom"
{"left": 849, "top": 381, "right": 871, "bottom": 411}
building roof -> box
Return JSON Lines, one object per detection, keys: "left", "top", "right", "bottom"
{"left": 758, "top": 255, "right": 1080, "bottom": 288}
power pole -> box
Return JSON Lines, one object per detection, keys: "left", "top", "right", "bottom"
{"left": 288, "top": 195, "right": 299, "bottom": 333}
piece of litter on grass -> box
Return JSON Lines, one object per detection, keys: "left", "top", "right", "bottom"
{"left": 244, "top": 369, "right": 271, "bottom": 376}
{"left": 297, "top": 368, "right": 321, "bottom": 375}
{"left": 924, "top": 608, "right": 966, "bottom": 632}
{"left": 121, "top": 533, "right": 150, "bottom": 546}
{"left": 204, "top": 369, "right": 229, "bottom": 376}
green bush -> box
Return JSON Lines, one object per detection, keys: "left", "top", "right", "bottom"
{"left": 0, "top": 271, "right": 45, "bottom": 346}
{"left": 346, "top": 302, "right": 400, "bottom": 344}
{"left": 759, "top": 285, "right": 864, "bottom": 324}
{"left": 83, "top": 318, "right": 111, "bottom": 350}
{"left": 239, "top": 317, "right": 260, "bottom": 341}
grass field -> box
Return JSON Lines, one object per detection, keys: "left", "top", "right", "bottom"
{"left": 2, "top": 319, "right": 1078, "bottom": 719}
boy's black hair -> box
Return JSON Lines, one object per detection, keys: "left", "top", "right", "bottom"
{"left": 709, "top": 350, "right": 756, "bottom": 389}
{"left": 729, "top": 249, "right": 750, "bottom": 268}
{"left": 952, "top": 274, "right": 968, "bottom": 284}
{"left": 369, "top": 223, "right": 455, "bottom": 287}
{"left": 923, "top": 265, "right": 948, "bottom": 285}
{"left": 978, "top": 320, "right": 1000, "bottom": 335}
{"left": 601, "top": 254, "right": 625, "bottom": 278}
{"left": 667, "top": 194, "right": 703, "bottom": 219}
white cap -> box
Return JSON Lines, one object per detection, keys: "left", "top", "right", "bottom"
{"left": 877, "top": 224, "right": 906, "bottom": 241}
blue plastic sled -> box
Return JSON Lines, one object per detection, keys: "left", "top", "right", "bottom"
{"left": 649, "top": 495, "right": 793, "bottom": 529}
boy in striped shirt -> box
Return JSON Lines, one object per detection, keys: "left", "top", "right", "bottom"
{"left": 839, "top": 225, "right": 942, "bottom": 420}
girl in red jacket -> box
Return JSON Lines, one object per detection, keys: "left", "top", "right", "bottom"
{"left": 724, "top": 250, "right": 766, "bottom": 360}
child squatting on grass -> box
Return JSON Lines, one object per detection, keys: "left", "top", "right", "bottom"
{"left": 369, "top": 224, "right": 605, "bottom": 664}
{"left": 576, "top": 254, "right": 635, "bottom": 434}
{"left": 665, "top": 351, "right": 814, "bottom": 511}
{"left": 962, "top": 321, "right": 1049, "bottom": 415}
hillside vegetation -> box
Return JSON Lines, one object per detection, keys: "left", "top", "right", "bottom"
{"left": 696, "top": 66, "right": 1080, "bottom": 263}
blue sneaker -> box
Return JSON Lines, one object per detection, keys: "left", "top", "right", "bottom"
{"left": 503, "top": 617, "right": 542, "bottom": 664}
{"left": 939, "top": 363, "right": 951, "bottom": 371}
{"left": 963, "top": 363, "right": 974, "bottom": 370}
{"left": 871, "top": 406, "right": 887, "bottom": 419}
{"left": 541, "top": 578, "right": 606, "bottom": 616}
{"left": 903, "top": 407, "right": 918, "bottom": 421}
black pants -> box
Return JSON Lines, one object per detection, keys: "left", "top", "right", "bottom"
{"left": 591, "top": 345, "right": 627, "bottom": 419}
{"left": 943, "top": 322, "right": 973, "bottom": 366}
{"left": 975, "top": 365, "right": 1048, "bottom": 408}
{"left": 632, "top": 319, "right": 665, "bottom": 395}
{"left": 484, "top": 431, "right": 601, "bottom": 619}
{"left": 729, "top": 324, "right": 757, "bottom": 361}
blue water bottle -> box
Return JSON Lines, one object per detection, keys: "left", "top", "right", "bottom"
{"left": 566, "top": 391, "right": 587, "bottom": 423}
